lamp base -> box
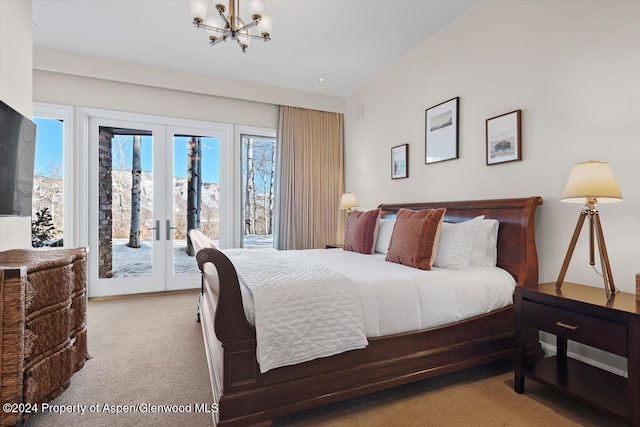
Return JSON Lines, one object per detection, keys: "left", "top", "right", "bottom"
{"left": 556, "top": 206, "right": 616, "bottom": 301}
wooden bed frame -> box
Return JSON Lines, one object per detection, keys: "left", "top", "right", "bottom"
{"left": 192, "top": 196, "right": 544, "bottom": 426}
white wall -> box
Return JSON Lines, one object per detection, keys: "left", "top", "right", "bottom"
{"left": 346, "top": 0, "right": 640, "bottom": 292}
{"left": 34, "top": 46, "right": 345, "bottom": 115}
{"left": 34, "top": 70, "right": 279, "bottom": 129}
{"left": 0, "top": 0, "right": 33, "bottom": 251}
{"left": 345, "top": 0, "right": 640, "bottom": 373}
{"left": 0, "top": 0, "right": 32, "bottom": 116}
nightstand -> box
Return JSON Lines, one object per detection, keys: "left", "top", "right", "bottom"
{"left": 515, "top": 282, "right": 640, "bottom": 426}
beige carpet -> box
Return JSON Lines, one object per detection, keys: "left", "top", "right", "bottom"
{"left": 29, "top": 292, "right": 214, "bottom": 427}
{"left": 29, "top": 292, "right": 627, "bottom": 427}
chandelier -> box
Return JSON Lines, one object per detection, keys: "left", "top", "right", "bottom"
{"left": 190, "top": 0, "right": 272, "bottom": 53}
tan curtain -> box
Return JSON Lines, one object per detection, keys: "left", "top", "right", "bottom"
{"left": 275, "top": 105, "right": 345, "bottom": 250}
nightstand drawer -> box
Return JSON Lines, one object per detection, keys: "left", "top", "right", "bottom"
{"left": 523, "top": 300, "right": 627, "bottom": 356}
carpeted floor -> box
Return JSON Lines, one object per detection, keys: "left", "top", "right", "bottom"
{"left": 29, "top": 292, "right": 214, "bottom": 427}
{"left": 29, "top": 292, "right": 627, "bottom": 426}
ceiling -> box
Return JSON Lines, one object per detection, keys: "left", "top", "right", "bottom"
{"left": 32, "top": 0, "right": 480, "bottom": 98}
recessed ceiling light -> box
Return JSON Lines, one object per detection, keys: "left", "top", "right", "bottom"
{"left": 318, "top": 78, "right": 325, "bottom": 83}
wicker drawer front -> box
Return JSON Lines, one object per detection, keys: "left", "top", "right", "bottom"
{"left": 25, "top": 265, "right": 73, "bottom": 314}
{"left": 24, "top": 305, "right": 71, "bottom": 363}
{"left": 23, "top": 343, "right": 73, "bottom": 404}
{"left": 523, "top": 300, "right": 627, "bottom": 356}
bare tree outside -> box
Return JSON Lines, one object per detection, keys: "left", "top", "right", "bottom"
{"left": 242, "top": 135, "right": 276, "bottom": 247}
{"left": 268, "top": 145, "right": 276, "bottom": 235}
{"left": 252, "top": 139, "right": 275, "bottom": 234}
{"left": 113, "top": 134, "right": 129, "bottom": 171}
{"left": 186, "top": 137, "right": 202, "bottom": 256}
{"left": 109, "top": 135, "right": 153, "bottom": 241}
{"left": 32, "top": 159, "right": 64, "bottom": 239}
{"left": 128, "top": 135, "right": 142, "bottom": 248}
{"left": 244, "top": 137, "right": 255, "bottom": 235}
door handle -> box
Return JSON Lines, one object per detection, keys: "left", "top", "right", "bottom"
{"left": 149, "top": 220, "right": 160, "bottom": 241}
{"left": 166, "top": 220, "right": 177, "bottom": 241}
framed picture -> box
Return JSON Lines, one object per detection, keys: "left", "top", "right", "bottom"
{"left": 391, "top": 144, "right": 409, "bottom": 179}
{"left": 425, "top": 97, "right": 459, "bottom": 164}
{"left": 486, "top": 109, "right": 521, "bottom": 165}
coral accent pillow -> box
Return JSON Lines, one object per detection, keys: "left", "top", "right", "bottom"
{"left": 385, "top": 208, "right": 446, "bottom": 270}
{"left": 343, "top": 209, "right": 381, "bottom": 254}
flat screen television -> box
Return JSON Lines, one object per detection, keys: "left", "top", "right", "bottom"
{"left": 0, "top": 99, "right": 37, "bottom": 217}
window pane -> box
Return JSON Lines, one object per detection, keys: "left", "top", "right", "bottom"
{"left": 101, "top": 130, "right": 154, "bottom": 279}
{"left": 32, "top": 117, "right": 64, "bottom": 247}
{"left": 173, "top": 135, "right": 220, "bottom": 274}
{"left": 241, "top": 135, "right": 276, "bottom": 249}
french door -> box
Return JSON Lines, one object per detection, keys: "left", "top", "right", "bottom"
{"left": 164, "top": 125, "right": 228, "bottom": 290}
{"left": 87, "top": 113, "right": 232, "bottom": 297}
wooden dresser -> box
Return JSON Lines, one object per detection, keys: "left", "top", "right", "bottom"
{"left": 0, "top": 248, "right": 89, "bottom": 427}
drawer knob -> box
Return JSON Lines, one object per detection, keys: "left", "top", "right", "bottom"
{"left": 556, "top": 321, "right": 578, "bottom": 331}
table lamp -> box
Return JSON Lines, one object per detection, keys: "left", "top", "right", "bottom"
{"left": 339, "top": 192, "right": 359, "bottom": 215}
{"left": 556, "top": 161, "right": 622, "bottom": 300}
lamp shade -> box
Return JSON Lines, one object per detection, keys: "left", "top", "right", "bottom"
{"left": 561, "top": 160, "right": 622, "bottom": 203}
{"left": 339, "top": 193, "right": 359, "bottom": 210}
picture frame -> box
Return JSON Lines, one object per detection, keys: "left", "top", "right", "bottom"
{"left": 425, "top": 97, "right": 459, "bottom": 164}
{"left": 486, "top": 109, "right": 522, "bottom": 165}
{"left": 391, "top": 144, "right": 409, "bottom": 179}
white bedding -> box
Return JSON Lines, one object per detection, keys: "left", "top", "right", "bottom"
{"left": 223, "top": 249, "right": 367, "bottom": 373}
{"left": 205, "top": 249, "right": 516, "bottom": 372}
{"left": 233, "top": 249, "right": 517, "bottom": 338}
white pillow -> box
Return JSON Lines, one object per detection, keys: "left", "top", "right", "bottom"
{"left": 470, "top": 219, "right": 499, "bottom": 267}
{"left": 374, "top": 218, "right": 396, "bottom": 255}
{"left": 434, "top": 216, "right": 483, "bottom": 270}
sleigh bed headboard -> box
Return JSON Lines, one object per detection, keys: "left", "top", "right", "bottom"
{"left": 378, "top": 196, "right": 543, "bottom": 287}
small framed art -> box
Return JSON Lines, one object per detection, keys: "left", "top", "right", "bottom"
{"left": 486, "top": 109, "right": 521, "bottom": 165}
{"left": 425, "top": 97, "right": 459, "bottom": 164}
{"left": 391, "top": 144, "right": 409, "bottom": 179}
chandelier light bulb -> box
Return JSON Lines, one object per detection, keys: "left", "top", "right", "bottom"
{"left": 190, "top": 0, "right": 208, "bottom": 23}
{"left": 259, "top": 14, "right": 272, "bottom": 38}
{"left": 239, "top": 31, "right": 250, "bottom": 47}
{"left": 205, "top": 14, "right": 221, "bottom": 40}
{"left": 248, "top": 0, "right": 265, "bottom": 20}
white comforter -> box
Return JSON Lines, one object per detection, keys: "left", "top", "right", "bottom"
{"left": 223, "top": 248, "right": 517, "bottom": 373}
{"left": 224, "top": 249, "right": 368, "bottom": 373}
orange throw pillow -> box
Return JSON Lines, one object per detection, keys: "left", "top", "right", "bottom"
{"left": 385, "top": 208, "right": 446, "bottom": 270}
{"left": 343, "top": 209, "right": 381, "bottom": 254}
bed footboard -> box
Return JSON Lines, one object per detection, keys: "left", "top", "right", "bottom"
{"left": 195, "top": 247, "right": 254, "bottom": 344}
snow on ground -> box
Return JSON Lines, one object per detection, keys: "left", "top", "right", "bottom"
{"left": 111, "top": 236, "right": 274, "bottom": 278}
